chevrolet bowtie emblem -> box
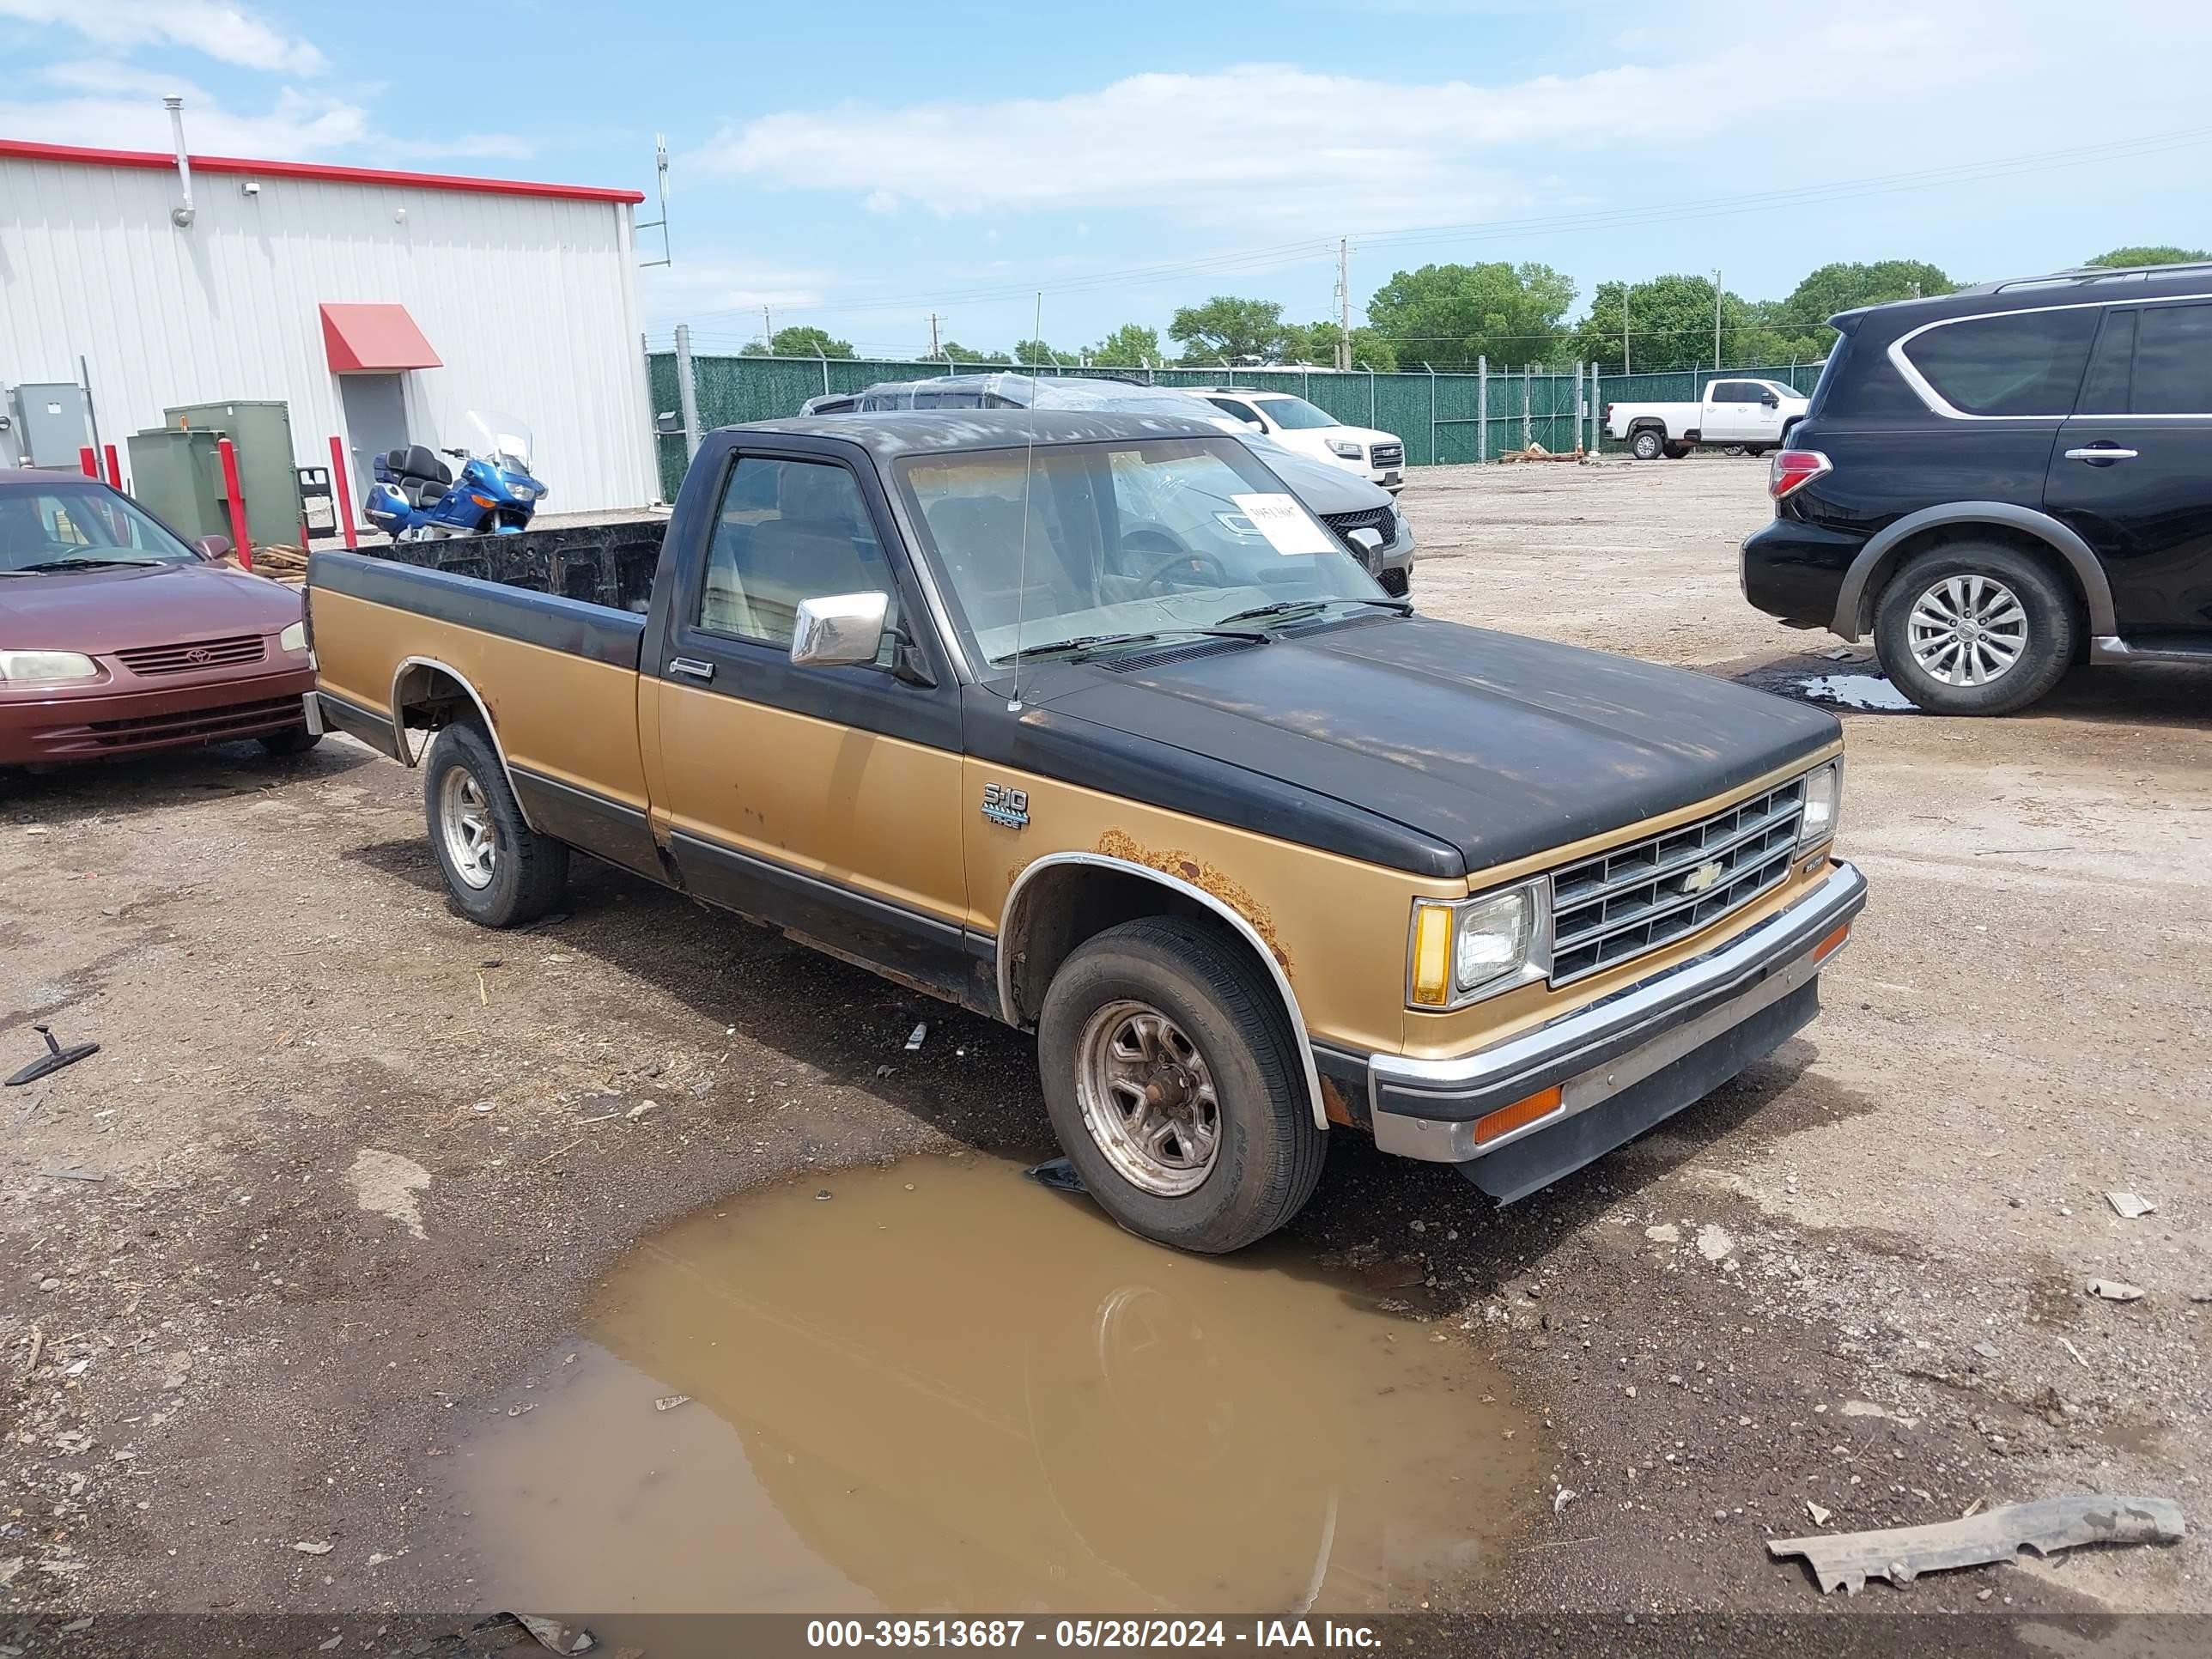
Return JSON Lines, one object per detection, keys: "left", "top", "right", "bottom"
{"left": 1680, "top": 860, "right": 1726, "bottom": 896}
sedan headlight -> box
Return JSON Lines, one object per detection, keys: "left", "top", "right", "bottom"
{"left": 1408, "top": 878, "right": 1551, "bottom": 1009}
{"left": 1327, "top": 438, "right": 1364, "bottom": 459}
{"left": 0, "top": 649, "right": 101, "bottom": 684}
{"left": 1798, "top": 761, "right": 1842, "bottom": 848}
{"left": 278, "top": 620, "right": 308, "bottom": 654}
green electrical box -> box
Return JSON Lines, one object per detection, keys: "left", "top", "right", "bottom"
{"left": 165, "top": 399, "right": 303, "bottom": 550}
{"left": 125, "top": 427, "right": 229, "bottom": 545}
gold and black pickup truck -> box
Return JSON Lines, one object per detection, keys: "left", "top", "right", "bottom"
{"left": 307, "top": 410, "right": 1865, "bottom": 1253}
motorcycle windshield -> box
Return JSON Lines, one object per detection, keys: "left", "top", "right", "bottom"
{"left": 464, "top": 410, "right": 533, "bottom": 473}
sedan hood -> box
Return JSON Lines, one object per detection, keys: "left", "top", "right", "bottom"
{"left": 1036, "top": 617, "right": 1839, "bottom": 876}
{"left": 1, "top": 561, "right": 302, "bottom": 653}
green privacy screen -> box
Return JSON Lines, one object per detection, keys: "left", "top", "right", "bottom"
{"left": 644, "top": 354, "right": 1826, "bottom": 502}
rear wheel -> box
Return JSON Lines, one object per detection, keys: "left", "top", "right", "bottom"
{"left": 1874, "top": 542, "right": 2075, "bottom": 715}
{"left": 1629, "top": 428, "right": 1666, "bottom": 461}
{"left": 1036, "top": 917, "right": 1324, "bottom": 1255}
{"left": 423, "top": 721, "right": 568, "bottom": 926}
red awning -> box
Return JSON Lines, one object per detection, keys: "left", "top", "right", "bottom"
{"left": 320, "top": 303, "right": 441, "bottom": 373}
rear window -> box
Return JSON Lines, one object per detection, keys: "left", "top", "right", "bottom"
{"left": 1899, "top": 307, "right": 2100, "bottom": 416}
{"left": 1807, "top": 332, "right": 1918, "bottom": 419}
{"left": 2132, "top": 302, "right": 2212, "bottom": 414}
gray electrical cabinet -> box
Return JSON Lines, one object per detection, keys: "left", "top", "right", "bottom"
{"left": 126, "top": 428, "right": 229, "bottom": 545}
{"left": 165, "top": 399, "right": 303, "bottom": 549}
{"left": 6, "top": 382, "right": 92, "bottom": 468}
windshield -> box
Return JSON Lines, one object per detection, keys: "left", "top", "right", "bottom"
{"left": 895, "top": 436, "right": 1383, "bottom": 667}
{"left": 1255, "top": 397, "right": 1341, "bottom": 430}
{"left": 463, "top": 410, "right": 533, "bottom": 471}
{"left": 0, "top": 481, "right": 199, "bottom": 574}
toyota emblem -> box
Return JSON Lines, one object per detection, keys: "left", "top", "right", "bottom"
{"left": 183, "top": 647, "right": 213, "bottom": 665}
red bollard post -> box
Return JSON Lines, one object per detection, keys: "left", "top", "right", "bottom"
{"left": 79, "top": 447, "right": 99, "bottom": 478}
{"left": 216, "top": 437, "right": 253, "bottom": 572}
{"left": 328, "top": 434, "right": 359, "bottom": 550}
{"left": 102, "top": 444, "right": 123, "bottom": 489}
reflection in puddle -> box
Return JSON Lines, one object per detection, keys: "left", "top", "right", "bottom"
{"left": 450, "top": 1157, "right": 1538, "bottom": 1627}
{"left": 1781, "top": 672, "right": 1918, "bottom": 713}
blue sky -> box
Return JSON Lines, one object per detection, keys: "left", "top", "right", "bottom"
{"left": 4, "top": 0, "right": 2208, "bottom": 360}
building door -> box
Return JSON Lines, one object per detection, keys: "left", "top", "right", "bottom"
{"left": 337, "top": 374, "right": 409, "bottom": 510}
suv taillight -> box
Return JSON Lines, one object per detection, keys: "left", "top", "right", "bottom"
{"left": 1769, "top": 448, "right": 1831, "bottom": 501}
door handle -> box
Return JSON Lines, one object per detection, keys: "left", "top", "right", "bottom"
{"left": 667, "top": 657, "right": 715, "bottom": 681}
{"left": 2064, "top": 446, "right": 2138, "bottom": 464}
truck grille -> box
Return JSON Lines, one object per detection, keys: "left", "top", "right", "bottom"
{"left": 1548, "top": 776, "right": 1808, "bottom": 985}
{"left": 116, "top": 635, "right": 265, "bottom": 676}
{"left": 1321, "top": 506, "right": 1395, "bottom": 565}
{"left": 1370, "top": 443, "right": 1403, "bottom": 469}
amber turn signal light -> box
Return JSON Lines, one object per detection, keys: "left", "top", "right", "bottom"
{"left": 1473, "top": 1085, "right": 1563, "bottom": 1146}
{"left": 1811, "top": 922, "right": 1851, "bottom": 963}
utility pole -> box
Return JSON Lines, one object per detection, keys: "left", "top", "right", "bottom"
{"left": 927, "top": 313, "right": 941, "bottom": 360}
{"left": 763, "top": 305, "right": 773, "bottom": 350}
{"left": 1712, "top": 270, "right": 1723, "bottom": 373}
{"left": 1622, "top": 284, "right": 1632, "bottom": 374}
{"left": 1327, "top": 239, "right": 1345, "bottom": 375}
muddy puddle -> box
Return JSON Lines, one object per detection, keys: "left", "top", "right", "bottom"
{"left": 447, "top": 1156, "right": 1539, "bottom": 1631}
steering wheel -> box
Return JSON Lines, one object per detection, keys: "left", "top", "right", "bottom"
{"left": 1121, "top": 528, "right": 1231, "bottom": 596}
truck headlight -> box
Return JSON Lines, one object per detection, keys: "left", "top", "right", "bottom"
{"left": 1408, "top": 878, "right": 1551, "bottom": 1009}
{"left": 279, "top": 620, "right": 308, "bottom": 654}
{"left": 1798, "top": 762, "right": 1841, "bottom": 848}
{"left": 1328, "top": 439, "right": 1364, "bottom": 459}
{"left": 0, "top": 649, "right": 100, "bottom": 684}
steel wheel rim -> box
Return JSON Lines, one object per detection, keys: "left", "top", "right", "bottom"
{"left": 1074, "top": 999, "right": 1221, "bottom": 1197}
{"left": 1907, "top": 573, "right": 2027, "bottom": 688}
{"left": 438, "top": 765, "right": 497, "bottom": 890}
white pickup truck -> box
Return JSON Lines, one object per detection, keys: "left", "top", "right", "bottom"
{"left": 1605, "top": 377, "right": 1810, "bottom": 461}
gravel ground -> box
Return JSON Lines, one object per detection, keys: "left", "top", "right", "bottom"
{"left": 3, "top": 454, "right": 2207, "bottom": 1644}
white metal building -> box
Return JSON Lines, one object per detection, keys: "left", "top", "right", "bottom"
{"left": 0, "top": 136, "right": 659, "bottom": 515}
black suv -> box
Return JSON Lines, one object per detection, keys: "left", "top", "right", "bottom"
{"left": 1741, "top": 263, "right": 2212, "bottom": 714}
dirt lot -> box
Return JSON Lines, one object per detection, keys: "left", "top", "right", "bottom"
{"left": 4, "top": 456, "right": 2208, "bottom": 1644}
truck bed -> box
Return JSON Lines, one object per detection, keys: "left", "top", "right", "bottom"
{"left": 356, "top": 516, "right": 668, "bottom": 614}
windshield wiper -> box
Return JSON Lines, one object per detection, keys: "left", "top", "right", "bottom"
{"left": 1212, "top": 595, "right": 1413, "bottom": 628}
{"left": 14, "top": 556, "right": 164, "bottom": 573}
{"left": 1006, "top": 624, "right": 1268, "bottom": 664}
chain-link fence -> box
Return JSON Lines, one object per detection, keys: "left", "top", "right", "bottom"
{"left": 645, "top": 348, "right": 1826, "bottom": 501}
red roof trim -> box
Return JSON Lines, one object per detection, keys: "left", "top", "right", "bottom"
{"left": 0, "top": 137, "right": 646, "bottom": 205}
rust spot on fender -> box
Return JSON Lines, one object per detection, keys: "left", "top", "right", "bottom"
{"left": 1095, "top": 830, "right": 1291, "bottom": 975}
{"left": 1318, "top": 1077, "right": 1358, "bottom": 1127}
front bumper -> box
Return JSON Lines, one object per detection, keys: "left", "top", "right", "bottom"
{"left": 0, "top": 666, "right": 319, "bottom": 764}
{"left": 1364, "top": 859, "right": 1867, "bottom": 1197}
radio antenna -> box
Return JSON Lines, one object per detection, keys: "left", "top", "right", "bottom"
{"left": 1007, "top": 289, "right": 1042, "bottom": 713}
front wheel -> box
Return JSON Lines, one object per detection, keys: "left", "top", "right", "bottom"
{"left": 422, "top": 721, "right": 568, "bottom": 925}
{"left": 1036, "top": 917, "right": 1324, "bottom": 1254}
{"left": 1873, "top": 543, "right": 2075, "bottom": 715}
{"left": 1629, "top": 428, "right": 1665, "bottom": 461}
{"left": 259, "top": 725, "right": 323, "bottom": 756}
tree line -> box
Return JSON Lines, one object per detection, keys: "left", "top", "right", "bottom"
{"left": 737, "top": 245, "right": 2206, "bottom": 374}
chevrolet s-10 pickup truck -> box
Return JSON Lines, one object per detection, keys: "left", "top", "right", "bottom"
{"left": 305, "top": 410, "right": 1866, "bottom": 1253}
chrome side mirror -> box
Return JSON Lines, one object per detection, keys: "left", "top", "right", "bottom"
{"left": 790, "top": 591, "right": 890, "bottom": 667}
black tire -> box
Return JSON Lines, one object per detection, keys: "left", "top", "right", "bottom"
{"left": 422, "top": 721, "right": 568, "bottom": 926}
{"left": 1036, "top": 916, "right": 1325, "bottom": 1255}
{"left": 1873, "top": 542, "right": 2076, "bottom": 716}
{"left": 1662, "top": 441, "right": 1690, "bottom": 459}
{"left": 258, "top": 725, "right": 323, "bottom": 756}
{"left": 1629, "top": 428, "right": 1666, "bottom": 461}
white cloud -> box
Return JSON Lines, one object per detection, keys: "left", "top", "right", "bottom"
{"left": 0, "top": 84, "right": 369, "bottom": 155}
{"left": 689, "top": 2, "right": 2211, "bottom": 229}
{"left": 381, "top": 132, "right": 538, "bottom": 163}
{"left": 0, "top": 0, "right": 327, "bottom": 75}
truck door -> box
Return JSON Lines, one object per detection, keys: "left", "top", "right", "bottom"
{"left": 1704, "top": 380, "right": 1759, "bottom": 442}
{"left": 2044, "top": 301, "right": 2212, "bottom": 640}
{"left": 650, "top": 439, "right": 975, "bottom": 1002}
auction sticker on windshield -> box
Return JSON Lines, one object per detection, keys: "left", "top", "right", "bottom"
{"left": 1231, "top": 493, "right": 1334, "bottom": 556}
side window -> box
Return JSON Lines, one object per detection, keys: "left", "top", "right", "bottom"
{"left": 2131, "top": 303, "right": 2212, "bottom": 415}
{"left": 1899, "top": 307, "right": 2100, "bottom": 416}
{"left": 1206, "top": 398, "right": 1262, "bottom": 427}
{"left": 695, "top": 456, "right": 896, "bottom": 653}
{"left": 2075, "top": 310, "right": 2136, "bottom": 414}
{"left": 1710, "top": 382, "right": 1751, "bottom": 402}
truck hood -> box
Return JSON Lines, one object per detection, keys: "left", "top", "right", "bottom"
{"left": 0, "top": 561, "right": 302, "bottom": 653}
{"left": 1032, "top": 617, "right": 1838, "bottom": 877}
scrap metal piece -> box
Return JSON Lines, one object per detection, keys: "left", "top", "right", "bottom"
{"left": 1768, "top": 1494, "right": 2185, "bottom": 1595}
{"left": 1025, "top": 1157, "right": 1086, "bottom": 1195}
{"left": 5, "top": 1025, "right": 100, "bottom": 1087}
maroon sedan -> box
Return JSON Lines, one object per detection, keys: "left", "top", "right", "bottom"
{"left": 1, "top": 469, "right": 319, "bottom": 770}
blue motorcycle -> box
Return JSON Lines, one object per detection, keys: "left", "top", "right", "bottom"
{"left": 364, "top": 410, "right": 547, "bottom": 541}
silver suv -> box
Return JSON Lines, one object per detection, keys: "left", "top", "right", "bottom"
{"left": 801, "top": 374, "right": 1416, "bottom": 595}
